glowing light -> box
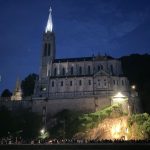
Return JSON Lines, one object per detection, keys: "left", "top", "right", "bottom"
{"left": 125, "top": 128, "right": 129, "bottom": 133}
{"left": 113, "top": 92, "right": 126, "bottom": 98}
{"left": 43, "top": 88, "right": 46, "bottom": 91}
{"left": 111, "top": 119, "right": 129, "bottom": 140}
{"left": 40, "top": 128, "right": 45, "bottom": 134}
{"left": 111, "top": 123, "right": 121, "bottom": 139}
{"left": 45, "top": 7, "right": 53, "bottom": 33}
{"left": 131, "top": 85, "right": 136, "bottom": 90}
{"left": 112, "top": 92, "right": 127, "bottom": 104}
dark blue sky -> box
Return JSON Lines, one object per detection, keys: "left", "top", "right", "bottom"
{"left": 0, "top": 0, "right": 150, "bottom": 93}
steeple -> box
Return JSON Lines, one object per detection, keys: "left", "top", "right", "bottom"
{"left": 11, "top": 78, "right": 22, "bottom": 101}
{"left": 40, "top": 6, "right": 56, "bottom": 79}
{"left": 45, "top": 7, "right": 53, "bottom": 33}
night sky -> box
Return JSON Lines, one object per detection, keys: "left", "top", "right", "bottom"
{"left": 0, "top": 0, "right": 150, "bottom": 93}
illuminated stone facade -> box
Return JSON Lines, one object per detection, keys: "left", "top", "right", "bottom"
{"left": 34, "top": 8, "right": 130, "bottom": 103}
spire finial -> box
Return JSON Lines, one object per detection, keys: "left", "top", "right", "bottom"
{"left": 45, "top": 6, "right": 53, "bottom": 33}
{"left": 49, "top": 7, "right": 52, "bottom": 13}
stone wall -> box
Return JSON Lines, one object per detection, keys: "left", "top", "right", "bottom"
{"left": 32, "top": 96, "right": 111, "bottom": 115}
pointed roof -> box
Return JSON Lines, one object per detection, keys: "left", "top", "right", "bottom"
{"left": 94, "top": 70, "right": 110, "bottom": 77}
{"left": 15, "top": 78, "right": 22, "bottom": 92}
{"left": 45, "top": 7, "right": 53, "bottom": 33}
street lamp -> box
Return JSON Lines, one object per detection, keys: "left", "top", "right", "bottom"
{"left": 40, "top": 128, "right": 45, "bottom": 135}
{"left": 112, "top": 92, "right": 129, "bottom": 114}
{"left": 112, "top": 92, "right": 127, "bottom": 103}
{"left": 39, "top": 128, "right": 49, "bottom": 139}
{"left": 131, "top": 85, "right": 136, "bottom": 90}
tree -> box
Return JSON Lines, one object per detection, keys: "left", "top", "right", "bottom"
{"left": 121, "top": 54, "right": 150, "bottom": 113}
{"left": 1, "top": 89, "right": 12, "bottom": 97}
{"left": 21, "top": 73, "right": 38, "bottom": 97}
{"left": 0, "top": 106, "right": 42, "bottom": 139}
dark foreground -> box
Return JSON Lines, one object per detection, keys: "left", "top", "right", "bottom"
{"left": 0, "top": 144, "right": 150, "bottom": 150}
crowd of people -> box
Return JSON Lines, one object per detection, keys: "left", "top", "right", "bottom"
{"left": 0, "top": 137, "right": 150, "bottom": 145}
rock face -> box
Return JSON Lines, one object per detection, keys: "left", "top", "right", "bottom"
{"left": 76, "top": 116, "right": 129, "bottom": 140}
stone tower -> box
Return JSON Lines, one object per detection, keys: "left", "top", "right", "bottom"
{"left": 11, "top": 79, "right": 22, "bottom": 101}
{"left": 40, "top": 7, "right": 56, "bottom": 79}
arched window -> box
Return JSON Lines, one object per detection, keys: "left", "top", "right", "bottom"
{"left": 122, "top": 80, "right": 124, "bottom": 86}
{"left": 52, "top": 81, "right": 54, "bottom": 87}
{"left": 61, "top": 81, "right": 63, "bottom": 86}
{"left": 111, "top": 65, "right": 113, "bottom": 74}
{"left": 79, "top": 67, "right": 82, "bottom": 75}
{"left": 54, "top": 68, "right": 57, "bottom": 76}
{"left": 71, "top": 67, "right": 74, "bottom": 75}
{"left": 48, "top": 43, "right": 51, "bottom": 56}
{"left": 101, "top": 65, "right": 103, "bottom": 70}
{"left": 98, "top": 65, "right": 101, "bottom": 71}
{"left": 79, "top": 80, "right": 82, "bottom": 86}
{"left": 98, "top": 79, "right": 100, "bottom": 86}
{"left": 62, "top": 68, "right": 65, "bottom": 76}
{"left": 113, "top": 80, "right": 115, "bottom": 85}
{"left": 88, "top": 66, "right": 91, "bottom": 75}
{"left": 44, "top": 43, "right": 47, "bottom": 56}
{"left": 88, "top": 80, "right": 91, "bottom": 85}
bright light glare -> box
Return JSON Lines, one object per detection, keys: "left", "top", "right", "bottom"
{"left": 112, "top": 92, "right": 126, "bottom": 104}
{"left": 131, "top": 85, "right": 136, "bottom": 90}
{"left": 40, "top": 128, "right": 45, "bottom": 134}
{"left": 113, "top": 92, "right": 125, "bottom": 98}
{"left": 111, "top": 123, "right": 121, "bottom": 139}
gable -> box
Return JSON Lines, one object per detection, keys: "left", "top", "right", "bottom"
{"left": 94, "top": 70, "right": 110, "bottom": 77}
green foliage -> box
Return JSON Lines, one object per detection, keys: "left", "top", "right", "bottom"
{"left": 21, "top": 73, "right": 38, "bottom": 97}
{"left": 0, "top": 106, "right": 42, "bottom": 139}
{"left": 128, "top": 113, "right": 150, "bottom": 139}
{"left": 1, "top": 89, "right": 12, "bottom": 97}
{"left": 49, "top": 105, "right": 123, "bottom": 138}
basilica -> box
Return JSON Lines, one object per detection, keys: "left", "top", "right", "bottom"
{"left": 34, "top": 8, "right": 130, "bottom": 103}
{"left": 0, "top": 7, "right": 141, "bottom": 115}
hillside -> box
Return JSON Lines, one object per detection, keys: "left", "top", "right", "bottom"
{"left": 120, "top": 54, "right": 150, "bottom": 113}
{"left": 48, "top": 106, "right": 150, "bottom": 140}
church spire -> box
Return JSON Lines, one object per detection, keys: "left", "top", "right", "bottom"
{"left": 45, "top": 7, "right": 53, "bottom": 33}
